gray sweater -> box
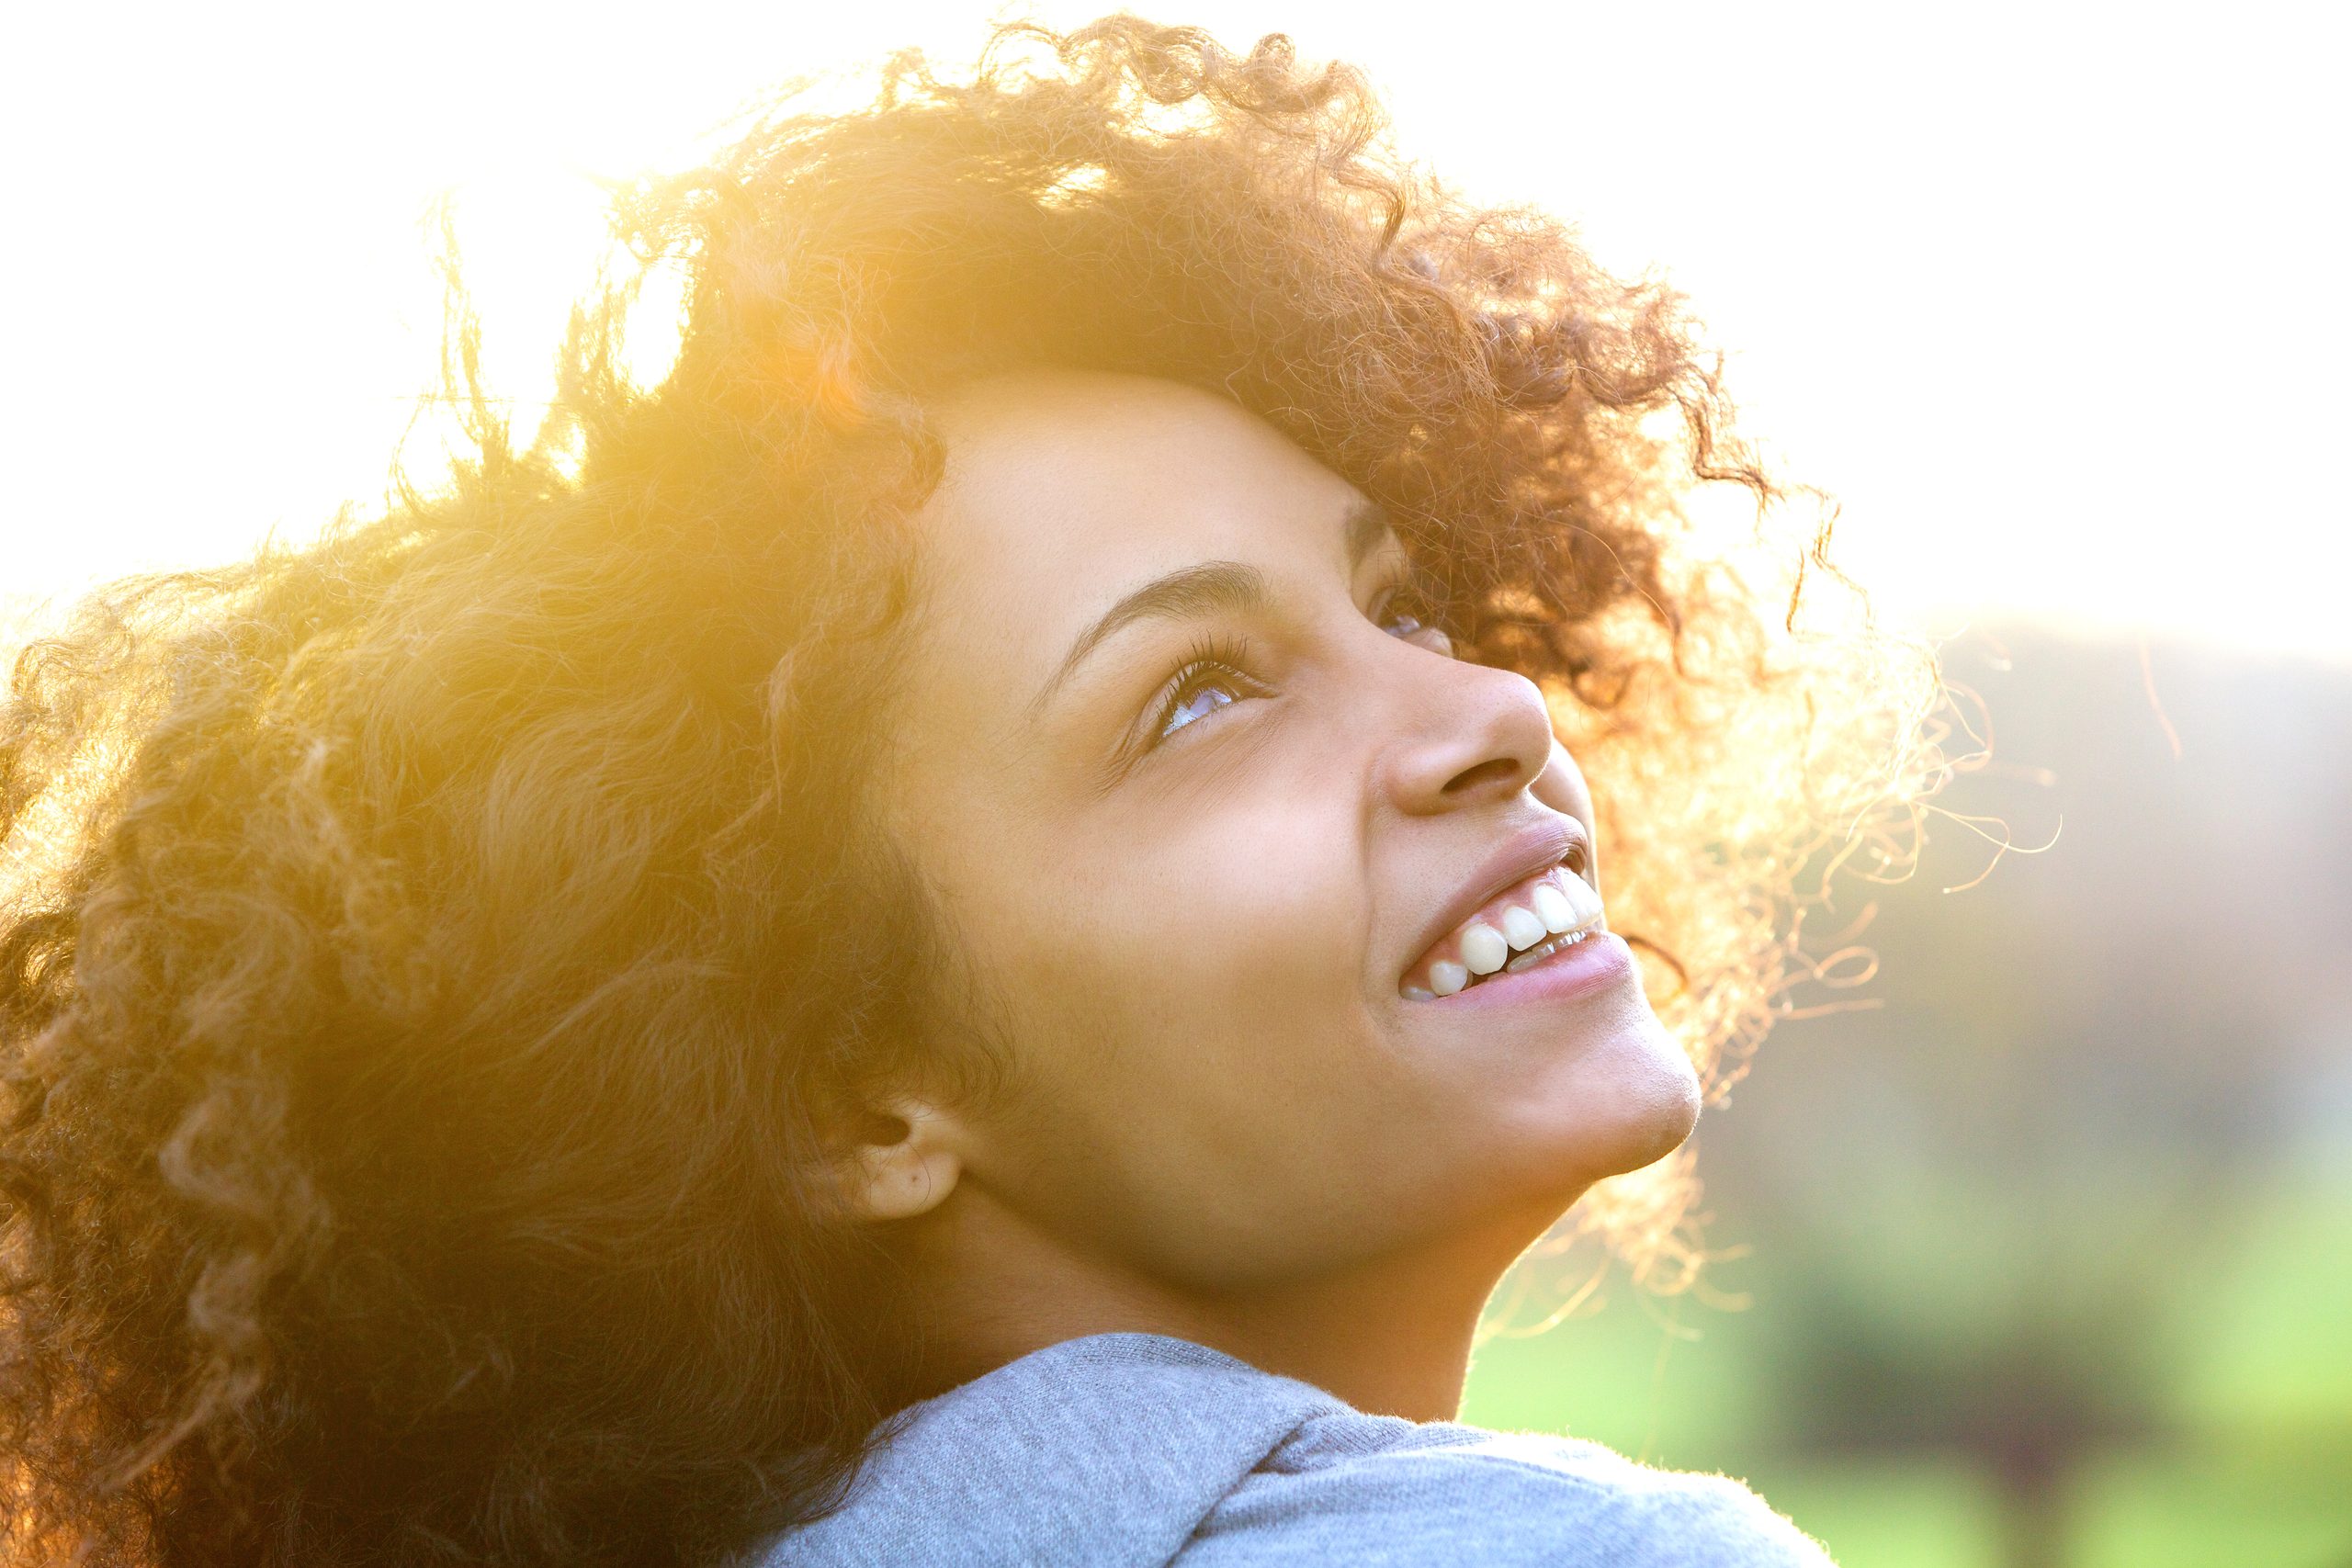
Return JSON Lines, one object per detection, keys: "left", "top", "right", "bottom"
{"left": 763, "top": 1332, "right": 1835, "bottom": 1565}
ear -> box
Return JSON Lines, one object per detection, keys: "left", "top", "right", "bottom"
{"left": 843, "top": 1098, "right": 966, "bottom": 1223}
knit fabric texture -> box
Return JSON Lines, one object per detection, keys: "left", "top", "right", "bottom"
{"left": 763, "top": 1332, "right": 1835, "bottom": 1565}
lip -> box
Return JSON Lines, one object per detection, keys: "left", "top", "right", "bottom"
{"left": 1398, "top": 814, "right": 1592, "bottom": 986}
{"left": 1423, "top": 928, "right": 1634, "bottom": 1010}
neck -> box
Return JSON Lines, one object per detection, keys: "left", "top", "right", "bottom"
{"left": 886, "top": 1188, "right": 1569, "bottom": 1422}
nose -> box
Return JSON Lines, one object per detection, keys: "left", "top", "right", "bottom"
{"left": 1374, "top": 646, "right": 1557, "bottom": 817}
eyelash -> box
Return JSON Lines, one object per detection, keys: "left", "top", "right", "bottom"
{"left": 1136, "top": 576, "right": 1456, "bottom": 756}
{"left": 1147, "top": 633, "right": 1265, "bottom": 748}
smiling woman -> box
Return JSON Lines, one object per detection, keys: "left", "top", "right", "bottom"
{"left": 0, "top": 16, "right": 1936, "bottom": 1567}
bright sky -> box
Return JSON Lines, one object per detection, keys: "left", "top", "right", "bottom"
{"left": 3, "top": 0, "right": 2346, "bottom": 661}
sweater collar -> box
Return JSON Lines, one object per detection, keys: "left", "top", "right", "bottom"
{"left": 769, "top": 1333, "right": 1342, "bottom": 1567}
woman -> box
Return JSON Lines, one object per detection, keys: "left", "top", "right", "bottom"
{"left": 0, "top": 17, "right": 1937, "bottom": 1566}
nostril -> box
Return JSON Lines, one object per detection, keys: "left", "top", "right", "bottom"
{"left": 1441, "top": 757, "right": 1521, "bottom": 797}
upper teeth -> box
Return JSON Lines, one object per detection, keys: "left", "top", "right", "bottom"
{"left": 1405, "top": 863, "right": 1604, "bottom": 998}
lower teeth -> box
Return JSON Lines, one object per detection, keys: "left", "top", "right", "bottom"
{"left": 1405, "top": 926, "right": 1600, "bottom": 998}
{"left": 1488, "top": 928, "right": 1588, "bottom": 981}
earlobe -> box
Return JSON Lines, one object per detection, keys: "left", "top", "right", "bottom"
{"left": 851, "top": 1100, "right": 965, "bottom": 1223}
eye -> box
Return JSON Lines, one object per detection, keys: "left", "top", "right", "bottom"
{"left": 1147, "top": 634, "right": 1266, "bottom": 747}
{"left": 1161, "top": 669, "right": 1246, "bottom": 737}
{"left": 1373, "top": 579, "right": 1455, "bottom": 655}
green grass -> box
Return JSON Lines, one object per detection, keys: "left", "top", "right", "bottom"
{"left": 2168, "top": 1184, "right": 2352, "bottom": 1433}
{"left": 2069, "top": 1447, "right": 2352, "bottom": 1568}
{"left": 1742, "top": 1461, "right": 2004, "bottom": 1568}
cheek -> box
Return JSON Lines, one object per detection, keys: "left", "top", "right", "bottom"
{"left": 959, "top": 784, "right": 1408, "bottom": 1269}
{"left": 1009, "top": 785, "right": 1369, "bottom": 1079}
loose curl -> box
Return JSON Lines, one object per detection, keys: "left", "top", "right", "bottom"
{"left": 0, "top": 17, "right": 1944, "bottom": 1565}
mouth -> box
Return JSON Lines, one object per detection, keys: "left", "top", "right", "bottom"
{"left": 1397, "top": 821, "right": 1607, "bottom": 1001}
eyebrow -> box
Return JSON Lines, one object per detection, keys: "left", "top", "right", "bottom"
{"left": 1028, "top": 497, "right": 1396, "bottom": 718}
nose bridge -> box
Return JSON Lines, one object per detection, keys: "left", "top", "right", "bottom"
{"left": 1368, "top": 631, "right": 1555, "bottom": 816}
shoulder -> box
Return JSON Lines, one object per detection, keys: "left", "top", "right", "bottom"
{"left": 1179, "top": 1416, "right": 1836, "bottom": 1567}
{"left": 760, "top": 1335, "right": 1833, "bottom": 1568}
{"left": 769, "top": 1334, "right": 1351, "bottom": 1567}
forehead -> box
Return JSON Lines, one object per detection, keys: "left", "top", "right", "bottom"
{"left": 913, "top": 371, "right": 1368, "bottom": 651}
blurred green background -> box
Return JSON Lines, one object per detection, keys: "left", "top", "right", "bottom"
{"left": 1464, "top": 624, "right": 2352, "bottom": 1568}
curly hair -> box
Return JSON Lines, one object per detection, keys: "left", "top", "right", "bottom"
{"left": 0, "top": 16, "right": 1944, "bottom": 1565}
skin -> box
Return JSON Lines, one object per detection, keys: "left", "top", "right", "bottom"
{"left": 852, "top": 369, "right": 1702, "bottom": 1420}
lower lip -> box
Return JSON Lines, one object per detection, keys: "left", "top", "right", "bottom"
{"left": 1421, "top": 930, "right": 1635, "bottom": 1010}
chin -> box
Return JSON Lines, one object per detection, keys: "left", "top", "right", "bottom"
{"left": 1538, "top": 1013, "right": 1705, "bottom": 1187}
{"left": 1617, "top": 1042, "right": 1704, "bottom": 1171}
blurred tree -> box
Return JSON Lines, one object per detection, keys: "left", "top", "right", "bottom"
{"left": 1762, "top": 1179, "right": 2184, "bottom": 1568}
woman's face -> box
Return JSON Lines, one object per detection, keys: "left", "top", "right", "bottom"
{"left": 880, "top": 370, "right": 1700, "bottom": 1292}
